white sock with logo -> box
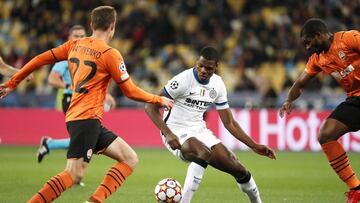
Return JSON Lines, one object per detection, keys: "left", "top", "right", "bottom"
{"left": 237, "top": 175, "right": 262, "bottom": 203}
{"left": 181, "top": 162, "right": 206, "bottom": 203}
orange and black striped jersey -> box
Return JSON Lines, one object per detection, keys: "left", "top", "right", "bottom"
{"left": 305, "top": 30, "right": 360, "bottom": 97}
{"left": 51, "top": 37, "right": 129, "bottom": 121}
{"left": 6, "top": 37, "right": 163, "bottom": 121}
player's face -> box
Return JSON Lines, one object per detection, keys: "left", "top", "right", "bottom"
{"left": 195, "top": 56, "right": 218, "bottom": 81}
{"left": 69, "top": 29, "right": 86, "bottom": 40}
{"left": 302, "top": 33, "right": 331, "bottom": 55}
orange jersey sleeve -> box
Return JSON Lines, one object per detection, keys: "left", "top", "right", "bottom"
{"left": 104, "top": 49, "right": 163, "bottom": 105}
{"left": 305, "top": 54, "right": 322, "bottom": 76}
{"left": 343, "top": 30, "right": 360, "bottom": 51}
{"left": 119, "top": 78, "right": 162, "bottom": 104}
{"left": 5, "top": 40, "right": 74, "bottom": 89}
{"left": 104, "top": 49, "right": 130, "bottom": 84}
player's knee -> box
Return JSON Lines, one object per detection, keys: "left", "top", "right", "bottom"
{"left": 195, "top": 148, "right": 211, "bottom": 162}
{"left": 123, "top": 152, "right": 139, "bottom": 169}
{"left": 318, "top": 128, "right": 334, "bottom": 144}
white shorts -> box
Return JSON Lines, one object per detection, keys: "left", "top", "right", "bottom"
{"left": 161, "top": 126, "right": 221, "bottom": 161}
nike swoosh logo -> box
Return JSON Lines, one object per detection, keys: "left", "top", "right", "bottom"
{"left": 189, "top": 92, "right": 196, "bottom": 95}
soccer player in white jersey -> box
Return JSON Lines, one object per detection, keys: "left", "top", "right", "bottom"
{"left": 145, "top": 47, "right": 276, "bottom": 203}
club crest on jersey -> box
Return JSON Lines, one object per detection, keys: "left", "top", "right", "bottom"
{"left": 87, "top": 149, "right": 93, "bottom": 160}
{"left": 338, "top": 51, "right": 345, "bottom": 60}
{"left": 209, "top": 89, "right": 217, "bottom": 99}
{"left": 170, "top": 81, "right": 179, "bottom": 90}
{"left": 119, "top": 62, "right": 127, "bottom": 72}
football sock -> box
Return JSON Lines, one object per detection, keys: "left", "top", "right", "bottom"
{"left": 27, "top": 171, "right": 73, "bottom": 203}
{"left": 321, "top": 141, "right": 360, "bottom": 190}
{"left": 89, "top": 162, "right": 133, "bottom": 203}
{"left": 236, "top": 172, "right": 262, "bottom": 203}
{"left": 182, "top": 162, "right": 207, "bottom": 203}
{"left": 47, "top": 138, "right": 70, "bottom": 151}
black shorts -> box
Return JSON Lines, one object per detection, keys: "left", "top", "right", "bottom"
{"left": 66, "top": 119, "right": 117, "bottom": 162}
{"left": 328, "top": 96, "right": 360, "bottom": 132}
{"left": 62, "top": 94, "right": 72, "bottom": 113}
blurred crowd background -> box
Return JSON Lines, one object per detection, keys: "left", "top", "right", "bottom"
{"left": 0, "top": 0, "right": 359, "bottom": 109}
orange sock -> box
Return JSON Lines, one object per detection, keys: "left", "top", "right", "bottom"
{"left": 89, "top": 162, "right": 133, "bottom": 203}
{"left": 27, "top": 171, "right": 73, "bottom": 203}
{"left": 321, "top": 141, "right": 360, "bottom": 189}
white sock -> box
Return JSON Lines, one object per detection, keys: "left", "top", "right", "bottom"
{"left": 237, "top": 176, "right": 262, "bottom": 203}
{"left": 181, "top": 162, "right": 206, "bottom": 203}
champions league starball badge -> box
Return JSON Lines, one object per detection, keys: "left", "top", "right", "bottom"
{"left": 170, "top": 81, "right": 179, "bottom": 90}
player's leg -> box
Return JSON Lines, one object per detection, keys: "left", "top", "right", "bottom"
{"left": 209, "top": 143, "right": 262, "bottom": 203}
{"left": 318, "top": 98, "right": 360, "bottom": 195}
{"left": 180, "top": 137, "right": 212, "bottom": 203}
{"left": 28, "top": 119, "right": 100, "bottom": 202}
{"left": 88, "top": 127, "right": 137, "bottom": 203}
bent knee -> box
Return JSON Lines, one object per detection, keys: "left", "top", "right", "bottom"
{"left": 123, "top": 152, "right": 139, "bottom": 169}
{"left": 318, "top": 129, "right": 335, "bottom": 144}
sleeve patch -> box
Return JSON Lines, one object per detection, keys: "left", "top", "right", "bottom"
{"left": 119, "top": 62, "right": 127, "bottom": 72}
{"left": 170, "top": 81, "right": 179, "bottom": 90}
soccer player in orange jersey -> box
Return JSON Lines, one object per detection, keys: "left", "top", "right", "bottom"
{"left": 279, "top": 18, "right": 360, "bottom": 203}
{"left": 0, "top": 5, "right": 173, "bottom": 203}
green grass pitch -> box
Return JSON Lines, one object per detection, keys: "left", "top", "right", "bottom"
{"left": 0, "top": 146, "right": 359, "bottom": 203}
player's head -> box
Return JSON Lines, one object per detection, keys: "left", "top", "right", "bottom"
{"left": 195, "top": 46, "right": 219, "bottom": 82}
{"left": 68, "top": 25, "right": 86, "bottom": 40}
{"left": 90, "top": 6, "right": 116, "bottom": 38}
{"left": 300, "top": 18, "right": 332, "bottom": 55}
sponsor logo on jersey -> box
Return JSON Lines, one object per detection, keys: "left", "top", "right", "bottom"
{"left": 340, "top": 64, "right": 354, "bottom": 77}
{"left": 330, "top": 64, "right": 354, "bottom": 81}
{"left": 170, "top": 81, "right": 179, "bottom": 89}
{"left": 185, "top": 98, "right": 212, "bottom": 107}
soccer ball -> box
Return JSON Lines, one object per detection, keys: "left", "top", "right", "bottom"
{"left": 154, "top": 178, "right": 182, "bottom": 203}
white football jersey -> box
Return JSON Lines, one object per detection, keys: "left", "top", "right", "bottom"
{"left": 163, "top": 68, "right": 229, "bottom": 129}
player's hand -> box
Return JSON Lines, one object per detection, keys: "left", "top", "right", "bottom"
{"left": 279, "top": 100, "right": 293, "bottom": 118}
{"left": 0, "top": 83, "right": 13, "bottom": 99}
{"left": 0, "top": 56, "right": 5, "bottom": 66}
{"left": 160, "top": 96, "right": 174, "bottom": 111}
{"left": 165, "top": 132, "right": 181, "bottom": 150}
{"left": 105, "top": 93, "right": 116, "bottom": 109}
{"left": 252, "top": 144, "right": 276, "bottom": 160}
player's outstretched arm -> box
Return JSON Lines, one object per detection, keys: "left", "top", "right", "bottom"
{"left": 145, "top": 93, "right": 181, "bottom": 150}
{"left": 218, "top": 108, "right": 276, "bottom": 160}
{"left": 279, "top": 71, "right": 314, "bottom": 118}
{"left": 119, "top": 79, "right": 173, "bottom": 109}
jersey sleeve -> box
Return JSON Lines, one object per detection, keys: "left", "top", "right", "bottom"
{"left": 214, "top": 78, "right": 229, "bottom": 110}
{"left": 50, "top": 40, "right": 75, "bottom": 62}
{"left": 104, "top": 49, "right": 130, "bottom": 84}
{"left": 5, "top": 50, "right": 66, "bottom": 89}
{"left": 51, "top": 61, "right": 67, "bottom": 75}
{"left": 304, "top": 55, "right": 322, "bottom": 76}
{"left": 343, "top": 30, "right": 360, "bottom": 52}
{"left": 163, "top": 72, "right": 189, "bottom": 99}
